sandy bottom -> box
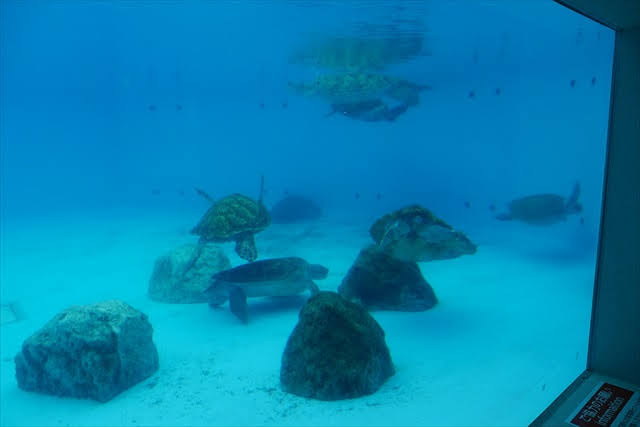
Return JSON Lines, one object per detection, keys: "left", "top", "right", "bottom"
{"left": 0, "top": 209, "right": 595, "bottom": 426}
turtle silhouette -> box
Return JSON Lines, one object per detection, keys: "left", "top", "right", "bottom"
{"left": 496, "top": 182, "right": 583, "bottom": 225}
{"left": 204, "top": 257, "right": 328, "bottom": 323}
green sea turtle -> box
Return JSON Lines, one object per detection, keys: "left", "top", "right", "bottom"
{"left": 370, "top": 205, "right": 477, "bottom": 263}
{"left": 289, "top": 72, "right": 429, "bottom": 106}
{"left": 496, "top": 183, "right": 582, "bottom": 225}
{"left": 191, "top": 177, "right": 270, "bottom": 262}
{"left": 204, "top": 257, "right": 329, "bottom": 323}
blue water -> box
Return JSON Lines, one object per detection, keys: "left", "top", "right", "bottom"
{"left": 0, "top": 1, "right": 615, "bottom": 426}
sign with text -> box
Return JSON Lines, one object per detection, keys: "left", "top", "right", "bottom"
{"left": 567, "top": 382, "right": 639, "bottom": 427}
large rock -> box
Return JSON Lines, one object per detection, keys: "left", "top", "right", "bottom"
{"left": 369, "top": 204, "right": 476, "bottom": 262}
{"left": 338, "top": 245, "right": 437, "bottom": 311}
{"left": 281, "top": 292, "right": 394, "bottom": 400}
{"left": 148, "top": 243, "right": 231, "bottom": 303}
{"left": 15, "top": 300, "right": 159, "bottom": 402}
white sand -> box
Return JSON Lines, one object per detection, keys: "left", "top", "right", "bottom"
{"left": 0, "top": 209, "right": 595, "bottom": 426}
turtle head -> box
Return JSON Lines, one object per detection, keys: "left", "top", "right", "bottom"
{"left": 308, "top": 264, "right": 329, "bottom": 280}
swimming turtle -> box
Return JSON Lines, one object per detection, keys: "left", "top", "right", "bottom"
{"left": 370, "top": 205, "right": 477, "bottom": 262}
{"left": 191, "top": 177, "right": 270, "bottom": 262}
{"left": 204, "top": 257, "right": 329, "bottom": 323}
{"left": 496, "top": 183, "right": 582, "bottom": 225}
{"left": 289, "top": 72, "right": 429, "bottom": 106}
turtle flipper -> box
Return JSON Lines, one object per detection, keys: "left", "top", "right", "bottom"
{"left": 229, "top": 286, "right": 249, "bottom": 324}
{"left": 204, "top": 281, "right": 229, "bottom": 307}
{"left": 565, "top": 182, "right": 582, "bottom": 213}
{"left": 194, "top": 187, "right": 215, "bottom": 203}
{"left": 235, "top": 233, "right": 257, "bottom": 262}
{"left": 307, "top": 280, "right": 320, "bottom": 296}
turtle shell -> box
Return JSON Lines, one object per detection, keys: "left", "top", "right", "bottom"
{"left": 291, "top": 73, "right": 398, "bottom": 104}
{"left": 288, "top": 36, "right": 424, "bottom": 71}
{"left": 291, "top": 72, "right": 429, "bottom": 106}
{"left": 191, "top": 193, "right": 270, "bottom": 242}
{"left": 212, "top": 257, "right": 309, "bottom": 284}
{"left": 507, "top": 194, "right": 567, "bottom": 224}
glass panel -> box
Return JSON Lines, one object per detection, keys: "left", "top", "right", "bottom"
{"left": 0, "top": 1, "right": 614, "bottom": 425}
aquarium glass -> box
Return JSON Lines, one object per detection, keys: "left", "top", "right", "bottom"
{"left": 0, "top": 1, "right": 615, "bottom": 426}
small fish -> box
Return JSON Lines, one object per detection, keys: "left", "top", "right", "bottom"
{"left": 580, "top": 217, "right": 585, "bottom": 225}
{"left": 354, "top": 192, "right": 361, "bottom": 200}
{"left": 283, "top": 189, "right": 289, "bottom": 196}
{"left": 591, "top": 77, "right": 596, "bottom": 86}
{"left": 178, "top": 189, "right": 185, "bottom": 197}
{"left": 151, "top": 189, "right": 161, "bottom": 196}
{"left": 488, "top": 203, "right": 496, "bottom": 212}
{"left": 464, "top": 201, "right": 471, "bottom": 208}
{"left": 376, "top": 193, "right": 382, "bottom": 200}
{"left": 148, "top": 104, "right": 157, "bottom": 111}
{"left": 281, "top": 101, "right": 288, "bottom": 109}
{"left": 570, "top": 79, "right": 576, "bottom": 88}
{"left": 176, "top": 104, "right": 183, "bottom": 111}
{"left": 468, "top": 90, "right": 476, "bottom": 99}
{"left": 259, "top": 102, "right": 265, "bottom": 109}
{"left": 495, "top": 88, "right": 501, "bottom": 96}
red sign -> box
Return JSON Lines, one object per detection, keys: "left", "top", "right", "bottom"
{"left": 569, "top": 382, "right": 635, "bottom": 427}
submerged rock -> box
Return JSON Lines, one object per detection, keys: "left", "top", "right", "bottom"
{"left": 370, "top": 204, "right": 476, "bottom": 262}
{"left": 15, "top": 300, "right": 159, "bottom": 402}
{"left": 270, "top": 195, "right": 323, "bottom": 224}
{"left": 148, "top": 243, "right": 231, "bottom": 303}
{"left": 281, "top": 292, "right": 394, "bottom": 400}
{"left": 338, "top": 245, "right": 437, "bottom": 311}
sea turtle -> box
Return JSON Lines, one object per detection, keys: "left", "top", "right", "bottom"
{"left": 204, "top": 257, "right": 329, "bottom": 323}
{"left": 289, "top": 72, "right": 429, "bottom": 106}
{"left": 191, "top": 177, "right": 270, "bottom": 262}
{"left": 370, "top": 205, "right": 477, "bottom": 263}
{"left": 496, "top": 183, "right": 582, "bottom": 225}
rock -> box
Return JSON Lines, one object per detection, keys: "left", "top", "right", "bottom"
{"left": 270, "top": 195, "right": 322, "bottom": 224}
{"left": 15, "top": 300, "right": 159, "bottom": 402}
{"left": 338, "top": 245, "right": 437, "bottom": 311}
{"left": 369, "top": 204, "right": 476, "bottom": 262}
{"left": 281, "top": 292, "right": 394, "bottom": 400}
{"left": 148, "top": 243, "right": 231, "bottom": 303}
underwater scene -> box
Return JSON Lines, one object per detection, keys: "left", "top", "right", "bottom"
{"left": 0, "top": 1, "right": 615, "bottom": 426}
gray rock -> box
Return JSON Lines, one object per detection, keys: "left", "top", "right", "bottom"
{"left": 15, "top": 300, "right": 158, "bottom": 402}
{"left": 148, "top": 243, "right": 231, "bottom": 303}
{"left": 370, "top": 204, "right": 476, "bottom": 263}
{"left": 338, "top": 245, "right": 437, "bottom": 311}
{"left": 281, "top": 292, "right": 394, "bottom": 400}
